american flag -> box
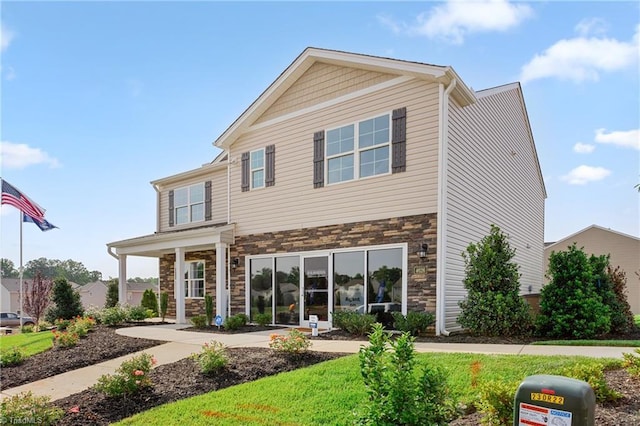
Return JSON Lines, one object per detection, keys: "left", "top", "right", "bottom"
{"left": 1, "top": 179, "right": 46, "bottom": 222}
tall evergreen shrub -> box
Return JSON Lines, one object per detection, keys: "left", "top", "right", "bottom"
{"left": 204, "top": 294, "right": 214, "bottom": 326}
{"left": 45, "top": 278, "right": 84, "bottom": 322}
{"left": 140, "top": 289, "right": 159, "bottom": 316}
{"left": 536, "top": 244, "right": 610, "bottom": 339}
{"left": 105, "top": 279, "right": 119, "bottom": 308}
{"left": 457, "top": 225, "right": 532, "bottom": 336}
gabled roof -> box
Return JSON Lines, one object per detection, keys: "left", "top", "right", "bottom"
{"left": 545, "top": 224, "right": 640, "bottom": 251}
{"left": 476, "top": 82, "right": 547, "bottom": 199}
{"left": 213, "top": 47, "right": 476, "bottom": 150}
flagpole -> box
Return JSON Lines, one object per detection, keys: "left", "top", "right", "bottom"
{"left": 19, "top": 211, "right": 24, "bottom": 328}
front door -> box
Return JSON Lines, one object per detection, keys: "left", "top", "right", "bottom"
{"left": 301, "top": 256, "right": 329, "bottom": 324}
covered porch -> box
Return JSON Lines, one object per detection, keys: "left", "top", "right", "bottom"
{"left": 107, "top": 224, "right": 235, "bottom": 324}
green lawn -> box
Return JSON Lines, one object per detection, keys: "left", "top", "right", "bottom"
{"left": 0, "top": 330, "right": 53, "bottom": 356}
{"left": 116, "top": 352, "right": 620, "bottom": 426}
{"left": 533, "top": 339, "right": 640, "bottom": 347}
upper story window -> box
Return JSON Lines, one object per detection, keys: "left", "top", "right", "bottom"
{"left": 184, "top": 260, "right": 205, "bottom": 298}
{"left": 241, "top": 145, "right": 275, "bottom": 192}
{"left": 313, "top": 107, "right": 405, "bottom": 189}
{"left": 326, "top": 114, "right": 390, "bottom": 185}
{"left": 174, "top": 183, "right": 204, "bottom": 225}
{"left": 250, "top": 149, "right": 265, "bottom": 189}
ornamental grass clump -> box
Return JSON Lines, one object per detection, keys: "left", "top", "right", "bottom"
{"left": 94, "top": 353, "right": 157, "bottom": 397}
{"left": 269, "top": 329, "right": 312, "bottom": 355}
{"left": 192, "top": 340, "right": 228, "bottom": 374}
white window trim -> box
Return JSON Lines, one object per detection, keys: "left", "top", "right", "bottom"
{"left": 185, "top": 260, "right": 206, "bottom": 299}
{"left": 325, "top": 112, "right": 392, "bottom": 185}
{"left": 174, "top": 183, "right": 205, "bottom": 225}
{"left": 250, "top": 148, "right": 265, "bottom": 190}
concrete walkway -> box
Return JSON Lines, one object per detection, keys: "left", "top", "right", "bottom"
{"left": 1, "top": 323, "right": 636, "bottom": 402}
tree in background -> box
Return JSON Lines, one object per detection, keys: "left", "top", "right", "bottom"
{"left": 22, "top": 271, "right": 54, "bottom": 331}
{"left": 536, "top": 244, "right": 611, "bottom": 339}
{"left": 457, "top": 225, "right": 533, "bottom": 336}
{"left": 105, "top": 279, "right": 119, "bottom": 308}
{"left": 45, "top": 278, "right": 84, "bottom": 322}
{"left": 128, "top": 277, "right": 159, "bottom": 285}
{"left": 23, "top": 257, "right": 101, "bottom": 284}
{"left": 140, "top": 289, "right": 158, "bottom": 316}
{"left": 1, "top": 258, "right": 19, "bottom": 278}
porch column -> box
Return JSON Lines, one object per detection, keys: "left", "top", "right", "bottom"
{"left": 215, "top": 242, "right": 228, "bottom": 321}
{"left": 118, "top": 254, "right": 127, "bottom": 305}
{"left": 174, "top": 247, "right": 186, "bottom": 324}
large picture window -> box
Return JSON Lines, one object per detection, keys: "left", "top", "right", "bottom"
{"left": 326, "top": 114, "right": 390, "bottom": 184}
{"left": 184, "top": 260, "right": 205, "bottom": 298}
{"left": 174, "top": 183, "right": 204, "bottom": 225}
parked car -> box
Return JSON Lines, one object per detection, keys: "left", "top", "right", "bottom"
{"left": 0, "top": 312, "right": 35, "bottom": 327}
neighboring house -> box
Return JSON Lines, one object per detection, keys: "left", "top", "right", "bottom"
{"left": 125, "top": 282, "right": 158, "bottom": 307}
{"left": 544, "top": 225, "right": 640, "bottom": 314}
{"left": 71, "top": 281, "right": 108, "bottom": 309}
{"left": 0, "top": 277, "right": 80, "bottom": 314}
{"left": 108, "top": 47, "right": 546, "bottom": 334}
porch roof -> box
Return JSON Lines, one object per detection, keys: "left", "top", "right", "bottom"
{"left": 107, "top": 223, "right": 235, "bottom": 257}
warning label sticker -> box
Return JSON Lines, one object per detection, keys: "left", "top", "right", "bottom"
{"left": 518, "top": 402, "right": 572, "bottom": 426}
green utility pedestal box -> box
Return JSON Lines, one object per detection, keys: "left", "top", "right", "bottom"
{"left": 513, "top": 375, "right": 595, "bottom": 426}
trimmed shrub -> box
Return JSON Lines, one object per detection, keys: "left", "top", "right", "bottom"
{"left": 476, "top": 380, "right": 519, "bottom": 425}
{"left": 101, "top": 306, "right": 128, "bottom": 326}
{"left": 458, "top": 225, "right": 533, "bottom": 337}
{"left": 392, "top": 311, "right": 435, "bottom": 336}
{"left": 127, "top": 305, "right": 151, "bottom": 321}
{"left": 94, "top": 353, "right": 157, "bottom": 397}
{"left": 190, "top": 315, "right": 208, "bottom": 329}
{"left": 622, "top": 348, "right": 640, "bottom": 378}
{"left": 269, "top": 329, "right": 311, "bottom": 354}
{"left": 558, "top": 363, "right": 621, "bottom": 403}
{"left": 140, "top": 289, "right": 159, "bottom": 316}
{"left": 536, "top": 244, "right": 610, "bottom": 339}
{"left": 332, "top": 311, "right": 376, "bottom": 336}
{"left": 254, "top": 313, "right": 272, "bottom": 326}
{"left": 223, "top": 313, "right": 247, "bottom": 331}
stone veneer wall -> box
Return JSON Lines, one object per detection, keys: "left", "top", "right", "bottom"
{"left": 159, "top": 250, "right": 217, "bottom": 319}
{"left": 228, "top": 213, "right": 438, "bottom": 315}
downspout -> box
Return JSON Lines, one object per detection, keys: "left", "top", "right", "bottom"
{"left": 107, "top": 246, "right": 118, "bottom": 260}
{"left": 435, "top": 78, "right": 456, "bottom": 336}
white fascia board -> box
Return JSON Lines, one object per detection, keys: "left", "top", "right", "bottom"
{"left": 150, "top": 162, "right": 225, "bottom": 188}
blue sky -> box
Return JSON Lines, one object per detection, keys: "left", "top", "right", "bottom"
{"left": 1, "top": 1, "right": 638, "bottom": 279}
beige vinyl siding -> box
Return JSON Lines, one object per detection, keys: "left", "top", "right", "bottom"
{"left": 230, "top": 77, "right": 441, "bottom": 236}
{"left": 158, "top": 169, "right": 227, "bottom": 233}
{"left": 256, "top": 63, "right": 397, "bottom": 124}
{"left": 444, "top": 86, "right": 545, "bottom": 331}
{"left": 544, "top": 226, "right": 640, "bottom": 314}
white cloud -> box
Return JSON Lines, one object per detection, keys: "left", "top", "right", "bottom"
{"left": 573, "top": 143, "right": 595, "bottom": 154}
{"left": 574, "top": 18, "right": 608, "bottom": 37}
{"left": 0, "top": 141, "right": 61, "bottom": 169}
{"left": 561, "top": 165, "right": 611, "bottom": 185}
{"left": 379, "top": 0, "right": 533, "bottom": 45}
{"left": 595, "top": 128, "right": 640, "bottom": 150}
{"left": 520, "top": 24, "right": 639, "bottom": 83}
{"left": 1, "top": 22, "right": 14, "bottom": 52}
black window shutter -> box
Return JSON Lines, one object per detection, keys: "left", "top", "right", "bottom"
{"left": 392, "top": 107, "right": 407, "bottom": 173}
{"left": 204, "top": 181, "right": 212, "bottom": 221}
{"left": 313, "top": 131, "right": 325, "bottom": 188}
{"left": 265, "top": 145, "right": 275, "bottom": 187}
{"left": 168, "top": 190, "right": 174, "bottom": 227}
{"left": 241, "top": 152, "right": 250, "bottom": 192}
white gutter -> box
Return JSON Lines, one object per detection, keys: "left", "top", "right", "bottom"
{"left": 107, "top": 246, "right": 118, "bottom": 260}
{"left": 435, "top": 78, "right": 457, "bottom": 336}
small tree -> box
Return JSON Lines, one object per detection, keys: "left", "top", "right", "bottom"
{"left": 204, "top": 294, "right": 214, "bottom": 326}
{"left": 604, "top": 265, "right": 635, "bottom": 333}
{"left": 45, "top": 278, "right": 84, "bottom": 322}
{"left": 140, "top": 289, "right": 158, "bottom": 316}
{"left": 22, "top": 271, "right": 54, "bottom": 330}
{"left": 536, "top": 244, "right": 610, "bottom": 339}
{"left": 457, "top": 225, "right": 533, "bottom": 336}
{"left": 105, "top": 279, "right": 119, "bottom": 308}
{"left": 160, "top": 292, "right": 169, "bottom": 322}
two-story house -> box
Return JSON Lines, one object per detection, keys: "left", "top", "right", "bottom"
{"left": 107, "top": 47, "right": 546, "bottom": 335}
